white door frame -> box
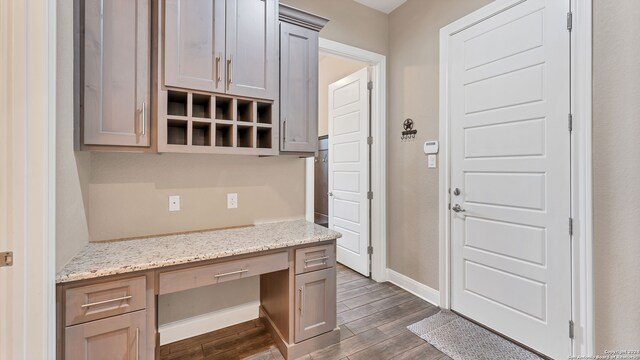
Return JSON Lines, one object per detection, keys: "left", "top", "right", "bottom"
{"left": 305, "top": 38, "right": 387, "bottom": 281}
{"left": 438, "top": 0, "right": 593, "bottom": 356}
{"left": 0, "top": 0, "right": 57, "bottom": 359}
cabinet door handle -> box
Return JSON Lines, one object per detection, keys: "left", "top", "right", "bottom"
{"left": 135, "top": 327, "right": 140, "bottom": 360}
{"left": 298, "top": 287, "right": 303, "bottom": 315}
{"left": 214, "top": 269, "right": 248, "bottom": 278}
{"left": 283, "top": 119, "right": 287, "bottom": 148}
{"left": 141, "top": 102, "right": 146, "bottom": 136}
{"left": 80, "top": 295, "right": 133, "bottom": 308}
{"left": 227, "top": 56, "right": 233, "bottom": 88}
{"left": 216, "top": 53, "right": 222, "bottom": 85}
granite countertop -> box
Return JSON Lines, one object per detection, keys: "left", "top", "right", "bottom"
{"left": 56, "top": 220, "right": 341, "bottom": 284}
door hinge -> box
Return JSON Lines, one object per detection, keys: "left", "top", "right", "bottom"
{"left": 367, "top": 81, "right": 373, "bottom": 91}
{"left": 569, "top": 218, "right": 574, "bottom": 236}
{"left": 0, "top": 251, "right": 13, "bottom": 267}
{"left": 367, "top": 246, "right": 374, "bottom": 255}
{"left": 567, "top": 11, "right": 573, "bottom": 31}
{"left": 367, "top": 136, "right": 373, "bottom": 145}
{"left": 568, "top": 113, "right": 573, "bottom": 132}
{"left": 448, "top": 203, "right": 451, "bottom": 210}
{"left": 569, "top": 320, "right": 575, "bottom": 339}
{"left": 367, "top": 191, "right": 373, "bottom": 200}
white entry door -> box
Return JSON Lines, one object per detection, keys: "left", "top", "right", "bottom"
{"left": 328, "top": 68, "right": 370, "bottom": 276}
{"left": 448, "top": 0, "right": 571, "bottom": 359}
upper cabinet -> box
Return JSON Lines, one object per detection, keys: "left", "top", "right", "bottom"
{"left": 77, "top": 0, "right": 326, "bottom": 157}
{"left": 164, "top": 0, "right": 278, "bottom": 100}
{"left": 279, "top": 5, "right": 328, "bottom": 154}
{"left": 226, "top": 0, "right": 278, "bottom": 99}
{"left": 164, "top": 0, "right": 226, "bottom": 93}
{"left": 80, "top": 0, "right": 151, "bottom": 149}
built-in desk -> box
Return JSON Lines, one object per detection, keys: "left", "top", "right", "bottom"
{"left": 56, "top": 220, "right": 342, "bottom": 360}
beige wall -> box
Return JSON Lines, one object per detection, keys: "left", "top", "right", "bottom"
{"left": 318, "top": 54, "right": 368, "bottom": 137}
{"left": 385, "top": 0, "right": 640, "bottom": 352}
{"left": 593, "top": 0, "right": 640, "bottom": 353}
{"left": 387, "top": 0, "right": 491, "bottom": 289}
{"left": 280, "top": 0, "right": 389, "bottom": 56}
{"left": 56, "top": 0, "right": 90, "bottom": 271}
{"left": 89, "top": 153, "right": 304, "bottom": 241}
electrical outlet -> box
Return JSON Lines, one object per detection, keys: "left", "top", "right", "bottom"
{"left": 169, "top": 195, "right": 181, "bottom": 212}
{"left": 227, "top": 193, "right": 238, "bottom": 209}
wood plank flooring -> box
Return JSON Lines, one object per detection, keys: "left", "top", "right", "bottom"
{"left": 160, "top": 264, "right": 449, "bottom": 360}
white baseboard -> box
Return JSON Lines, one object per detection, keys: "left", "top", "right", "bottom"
{"left": 386, "top": 269, "right": 440, "bottom": 307}
{"left": 159, "top": 301, "right": 260, "bottom": 346}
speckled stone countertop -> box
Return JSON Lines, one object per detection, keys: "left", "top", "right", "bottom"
{"left": 56, "top": 220, "right": 341, "bottom": 284}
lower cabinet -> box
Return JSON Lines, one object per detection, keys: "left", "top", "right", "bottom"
{"left": 65, "top": 310, "right": 147, "bottom": 360}
{"left": 294, "top": 267, "right": 337, "bottom": 342}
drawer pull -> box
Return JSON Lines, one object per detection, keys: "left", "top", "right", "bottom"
{"left": 214, "top": 269, "right": 248, "bottom": 278}
{"left": 304, "top": 256, "right": 329, "bottom": 267}
{"left": 80, "top": 295, "right": 133, "bottom": 309}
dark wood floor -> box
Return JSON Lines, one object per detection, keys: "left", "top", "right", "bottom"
{"left": 160, "top": 264, "right": 450, "bottom": 360}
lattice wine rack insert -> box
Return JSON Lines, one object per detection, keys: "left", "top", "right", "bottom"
{"left": 160, "top": 89, "right": 276, "bottom": 154}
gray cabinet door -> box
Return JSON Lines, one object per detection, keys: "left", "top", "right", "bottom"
{"left": 294, "top": 267, "right": 336, "bottom": 343}
{"left": 164, "top": 0, "right": 226, "bottom": 93}
{"left": 280, "top": 22, "right": 319, "bottom": 153}
{"left": 225, "top": 0, "right": 278, "bottom": 99}
{"left": 83, "top": 0, "right": 150, "bottom": 147}
{"left": 65, "top": 311, "right": 146, "bottom": 360}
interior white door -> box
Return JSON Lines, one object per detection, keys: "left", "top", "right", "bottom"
{"left": 1, "top": 1, "right": 55, "bottom": 358}
{"left": 328, "top": 68, "right": 370, "bottom": 276}
{"left": 448, "top": 0, "right": 571, "bottom": 359}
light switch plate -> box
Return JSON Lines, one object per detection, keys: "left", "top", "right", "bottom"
{"left": 227, "top": 193, "right": 238, "bottom": 209}
{"left": 169, "top": 195, "right": 180, "bottom": 212}
{"left": 428, "top": 154, "right": 437, "bottom": 169}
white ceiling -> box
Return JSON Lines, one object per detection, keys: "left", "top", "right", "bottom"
{"left": 353, "top": 0, "right": 407, "bottom": 14}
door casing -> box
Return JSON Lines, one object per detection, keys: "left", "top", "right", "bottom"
{"left": 305, "top": 38, "right": 387, "bottom": 282}
{"left": 438, "top": 0, "right": 594, "bottom": 356}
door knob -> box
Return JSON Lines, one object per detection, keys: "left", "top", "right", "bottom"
{"left": 328, "top": 192, "right": 333, "bottom": 197}
{"left": 453, "top": 188, "right": 461, "bottom": 196}
{"left": 452, "top": 204, "right": 466, "bottom": 213}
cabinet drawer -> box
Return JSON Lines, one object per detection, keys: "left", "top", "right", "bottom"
{"left": 159, "top": 251, "right": 289, "bottom": 295}
{"left": 295, "top": 244, "right": 335, "bottom": 275}
{"left": 65, "top": 276, "right": 146, "bottom": 327}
